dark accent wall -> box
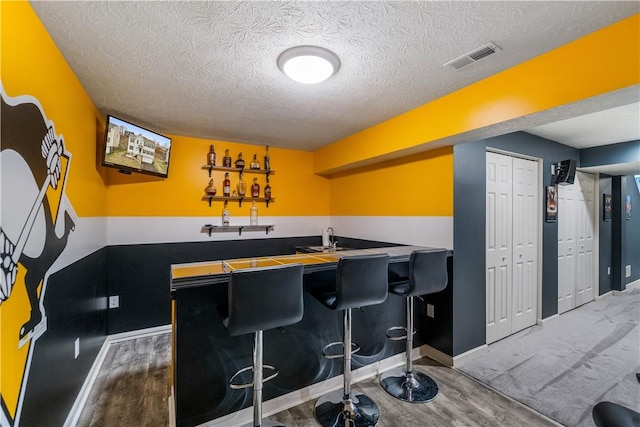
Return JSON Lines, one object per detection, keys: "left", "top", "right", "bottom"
{"left": 599, "top": 176, "right": 613, "bottom": 295}
{"left": 581, "top": 140, "right": 640, "bottom": 167}
{"left": 623, "top": 176, "right": 640, "bottom": 285}
{"left": 453, "top": 131, "right": 579, "bottom": 356}
{"left": 107, "top": 235, "right": 405, "bottom": 334}
{"left": 610, "top": 175, "right": 640, "bottom": 291}
{"left": 20, "top": 248, "right": 107, "bottom": 427}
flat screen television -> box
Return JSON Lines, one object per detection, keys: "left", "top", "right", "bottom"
{"left": 102, "top": 115, "right": 172, "bottom": 178}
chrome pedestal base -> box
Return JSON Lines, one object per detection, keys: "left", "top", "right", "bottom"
{"left": 380, "top": 368, "right": 438, "bottom": 403}
{"left": 314, "top": 389, "right": 380, "bottom": 427}
{"left": 239, "top": 420, "right": 285, "bottom": 427}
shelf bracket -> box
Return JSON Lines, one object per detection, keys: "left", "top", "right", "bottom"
{"left": 266, "top": 225, "right": 272, "bottom": 235}
{"left": 266, "top": 199, "right": 270, "bottom": 208}
{"left": 238, "top": 226, "right": 244, "bottom": 236}
{"left": 238, "top": 197, "right": 244, "bottom": 207}
{"left": 208, "top": 166, "right": 212, "bottom": 177}
{"left": 208, "top": 227, "right": 212, "bottom": 237}
{"left": 208, "top": 197, "right": 212, "bottom": 207}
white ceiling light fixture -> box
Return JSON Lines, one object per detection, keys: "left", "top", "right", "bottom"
{"left": 278, "top": 46, "right": 340, "bottom": 84}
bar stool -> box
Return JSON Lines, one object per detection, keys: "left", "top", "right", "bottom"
{"left": 224, "top": 263, "right": 304, "bottom": 427}
{"left": 380, "top": 249, "right": 448, "bottom": 403}
{"left": 312, "top": 254, "right": 389, "bottom": 427}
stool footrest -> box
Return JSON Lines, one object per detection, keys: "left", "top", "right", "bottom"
{"left": 385, "top": 326, "right": 416, "bottom": 341}
{"left": 321, "top": 341, "right": 360, "bottom": 359}
{"left": 229, "top": 364, "right": 279, "bottom": 390}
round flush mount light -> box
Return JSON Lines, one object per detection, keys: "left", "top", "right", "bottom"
{"left": 277, "top": 46, "right": 340, "bottom": 84}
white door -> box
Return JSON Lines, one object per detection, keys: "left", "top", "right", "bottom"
{"left": 558, "top": 171, "right": 596, "bottom": 313}
{"left": 511, "top": 157, "right": 538, "bottom": 334}
{"left": 486, "top": 152, "right": 513, "bottom": 344}
{"left": 486, "top": 153, "right": 539, "bottom": 344}
{"left": 557, "top": 182, "right": 577, "bottom": 314}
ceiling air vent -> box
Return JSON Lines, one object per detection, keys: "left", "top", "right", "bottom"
{"left": 444, "top": 42, "right": 502, "bottom": 70}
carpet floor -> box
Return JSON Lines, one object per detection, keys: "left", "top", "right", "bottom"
{"left": 457, "top": 286, "right": 640, "bottom": 427}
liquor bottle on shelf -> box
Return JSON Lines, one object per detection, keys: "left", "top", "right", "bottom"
{"left": 264, "top": 181, "right": 271, "bottom": 200}
{"left": 250, "top": 202, "right": 258, "bottom": 225}
{"left": 251, "top": 178, "right": 260, "bottom": 198}
{"left": 264, "top": 145, "right": 270, "bottom": 171}
{"left": 205, "top": 179, "right": 217, "bottom": 196}
{"left": 250, "top": 154, "right": 261, "bottom": 170}
{"left": 235, "top": 152, "right": 245, "bottom": 169}
{"left": 223, "top": 149, "right": 232, "bottom": 167}
{"left": 223, "top": 172, "right": 231, "bottom": 197}
{"left": 222, "top": 204, "right": 230, "bottom": 226}
{"left": 236, "top": 171, "right": 247, "bottom": 197}
{"left": 207, "top": 145, "right": 216, "bottom": 166}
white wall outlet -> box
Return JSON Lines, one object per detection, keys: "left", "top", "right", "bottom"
{"left": 74, "top": 338, "right": 80, "bottom": 359}
{"left": 109, "top": 295, "right": 119, "bottom": 309}
{"left": 607, "top": 266, "right": 611, "bottom": 275}
{"left": 626, "top": 265, "right": 631, "bottom": 278}
{"left": 427, "top": 304, "right": 435, "bottom": 318}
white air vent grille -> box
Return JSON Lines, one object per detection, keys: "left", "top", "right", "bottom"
{"left": 444, "top": 42, "right": 502, "bottom": 70}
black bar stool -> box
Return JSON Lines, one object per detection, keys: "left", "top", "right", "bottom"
{"left": 380, "top": 249, "right": 448, "bottom": 403}
{"left": 312, "top": 254, "right": 389, "bottom": 427}
{"left": 224, "top": 263, "right": 304, "bottom": 427}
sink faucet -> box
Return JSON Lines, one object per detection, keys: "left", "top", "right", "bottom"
{"left": 326, "top": 227, "right": 335, "bottom": 248}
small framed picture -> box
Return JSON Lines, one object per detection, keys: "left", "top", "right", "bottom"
{"left": 626, "top": 195, "right": 632, "bottom": 220}
{"left": 546, "top": 186, "right": 557, "bottom": 222}
{"left": 603, "top": 194, "right": 612, "bottom": 221}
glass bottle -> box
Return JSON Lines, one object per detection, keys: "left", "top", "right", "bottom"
{"left": 223, "top": 172, "right": 231, "bottom": 197}
{"left": 207, "top": 145, "right": 216, "bottom": 166}
{"left": 235, "top": 152, "right": 245, "bottom": 169}
{"left": 223, "top": 149, "right": 232, "bottom": 167}
{"left": 222, "top": 204, "right": 230, "bottom": 226}
{"left": 205, "top": 178, "right": 216, "bottom": 196}
{"left": 250, "top": 201, "right": 258, "bottom": 225}
{"left": 264, "top": 145, "right": 270, "bottom": 171}
{"left": 236, "top": 171, "right": 247, "bottom": 197}
{"left": 264, "top": 181, "right": 271, "bottom": 199}
{"left": 250, "top": 154, "right": 261, "bottom": 170}
{"left": 251, "top": 178, "right": 260, "bottom": 198}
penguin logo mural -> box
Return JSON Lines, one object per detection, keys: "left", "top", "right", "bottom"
{"left": 1, "top": 86, "right": 76, "bottom": 426}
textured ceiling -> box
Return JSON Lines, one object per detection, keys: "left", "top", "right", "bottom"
{"left": 30, "top": 1, "right": 639, "bottom": 151}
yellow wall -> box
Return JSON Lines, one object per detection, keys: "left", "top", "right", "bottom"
{"left": 1, "top": 1, "right": 107, "bottom": 218}
{"left": 105, "top": 136, "right": 331, "bottom": 217}
{"left": 330, "top": 147, "right": 453, "bottom": 216}
{"left": 315, "top": 14, "right": 640, "bottom": 175}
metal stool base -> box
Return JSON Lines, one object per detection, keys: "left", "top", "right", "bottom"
{"left": 237, "top": 420, "right": 286, "bottom": 427}
{"left": 314, "top": 389, "right": 380, "bottom": 427}
{"left": 380, "top": 368, "right": 438, "bottom": 403}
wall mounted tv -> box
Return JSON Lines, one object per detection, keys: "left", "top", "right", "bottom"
{"left": 102, "top": 115, "right": 172, "bottom": 178}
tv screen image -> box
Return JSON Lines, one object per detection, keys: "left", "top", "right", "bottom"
{"left": 103, "top": 115, "right": 172, "bottom": 178}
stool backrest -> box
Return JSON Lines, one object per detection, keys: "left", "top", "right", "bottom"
{"left": 227, "top": 263, "right": 304, "bottom": 336}
{"left": 335, "top": 254, "right": 389, "bottom": 310}
{"left": 408, "top": 249, "right": 448, "bottom": 297}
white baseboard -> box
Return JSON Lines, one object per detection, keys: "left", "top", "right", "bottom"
{"left": 65, "top": 324, "right": 173, "bottom": 426}
{"left": 63, "top": 337, "right": 110, "bottom": 427}
{"left": 109, "top": 324, "right": 171, "bottom": 343}
{"left": 420, "top": 345, "right": 454, "bottom": 367}
{"left": 537, "top": 314, "right": 559, "bottom": 326}
{"left": 450, "top": 344, "right": 488, "bottom": 367}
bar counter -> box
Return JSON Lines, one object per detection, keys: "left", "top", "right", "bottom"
{"left": 170, "top": 246, "right": 450, "bottom": 427}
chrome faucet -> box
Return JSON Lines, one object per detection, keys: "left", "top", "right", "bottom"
{"left": 326, "top": 227, "right": 337, "bottom": 249}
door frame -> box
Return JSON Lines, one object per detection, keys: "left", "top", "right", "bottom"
{"left": 486, "top": 148, "right": 544, "bottom": 330}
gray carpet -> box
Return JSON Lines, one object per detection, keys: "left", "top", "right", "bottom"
{"left": 457, "top": 286, "right": 640, "bottom": 427}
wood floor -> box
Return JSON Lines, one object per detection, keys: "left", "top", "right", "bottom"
{"left": 78, "top": 333, "right": 559, "bottom": 426}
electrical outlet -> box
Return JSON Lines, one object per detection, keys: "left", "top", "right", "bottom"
{"left": 626, "top": 265, "right": 631, "bottom": 278}
{"left": 427, "top": 304, "right": 435, "bottom": 318}
{"left": 607, "top": 266, "right": 611, "bottom": 275}
{"left": 109, "top": 295, "right": 119, "bottom": 309}
{"left": 74, "top": 338, "right": 80, "bottom": 359}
